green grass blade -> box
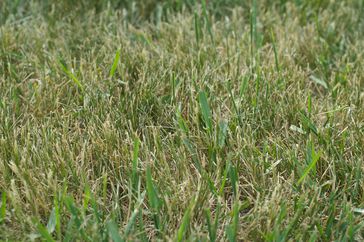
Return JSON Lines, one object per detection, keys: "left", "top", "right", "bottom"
{"left": 299, "top": 112, "right": 318, "bottom": 136}
{"left": 0, "top": 192, "right": 6, "bottom": 223}
{"left": 177, "top": 108, "right": 189, "bottom": 135}
{"left": 227, "top": 82, "right": 242, "bottom": 127}
{"left": 138, "top": 209, "right": 148, "bottom": 242}
{"left": 205, "top": 209, "right": 213, "bottom": 241}
{"left": 37, "top": 220, "right": 55, "bottom": 242}
{"left": 218, "top": 120, "right": 228, "bottom": 149}
{"left": 58, "top": 59, "right": 84, "bottom": 92}
{"left": 226, "top": 201, "right": 239, "bottom": 242}
{"left": 297, "top": 148, "right": 321, "bottom": 186}
{"left": 132, "top": 137, "right": 140, "bottom": 192}
{"left": 182, "top": 137, "right": 202, "bottom": 173}
{"left": 124, "top": 191, "right": 146, "bottom": 238}
{"left": 107, "top": 220, "right": 123, "bottom": 242}
{"left": 205, "top": 204, "right": 220, "bottom": 242}
{"left": 270, "top": 29, "right": 280, "bottom": 74}
{"left": 176, "top": 198, "right": 195, "bottom": 242}
{"left": 201, "top": 0, "right": 214, "bottom": 44}
{"left": 146, "top": 166, "right": 161, "bottom": 231}
{"left": 219, "top": 161, "right": 229, "bottom": 196}
{"left": 198, "top": 91, "right": 213, "bottom": 133}
{"left": 194, "top": 11, "right": 201, "bottom": 47}
{"left": 239, "top": 74, "right": 249, "bottom": 98}
{"left": 228, "top": 163, "right": 238, "bottom": 198}
{"left": 64, "top": 218, "right": 75, "bottom": 242}
{"left": 83, "top": 185, "right": 91, "bottom": 216}
{"left": 102, "top": 173, "right": 108, "bottom": 204}
{"left": 203, "top": 171, "right": 218, "bottom": 196}
{"left": 109, "top": 49, "right": 121, "bottom": 78}
{"left": 250, "top": 0, "right": 257, "bottom": 68}
{"left": 54, "top": 196, "right": 61, "bottom": 241}
{"left": 64, "top": 196, "right": 90, "bottom": 241}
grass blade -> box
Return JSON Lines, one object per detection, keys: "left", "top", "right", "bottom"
{"left": 0, "top": 192, "right": 6, "bottom": 223}
{"left": 132, "top": 137, "right": 140, "bottom": 192}
{"left": 310, "top": 75, "right": 328, "bottom": 89}
{"left": 109, "top": 49, "right": 121, "bottom": 78}
{"left": 64, "top": 196, "right": 90, "bottom": 241}
{"left": 250, "top": 0, "right": 257, "bottom": 69}
{"left": 226, "top": 201, "right": 239, "bottom": 242}
{"left": 271, "top": 29, "right": 280, "bottom": 74}
{"left": 107, "top": 220, "right": 123, "bottom": 242}
{"left": 176, "top": 198, "right": 195, "bottom": 242}
{"left": 297, "top": 146, "right": 321, "bottom": 186}
{"left": 201, "top": 0, "right": 214, "bottom": 44}
{"left": 36, "top": 219, "right": 55, "bottom": 242}
{"left": 59, "top": 59, "right": 84, "bottom": 92}
{"left": 124, "top": 191, "right": 146, "bottom": 239}
{"left": 198, "top": 91, "right": 213, "bottom": 133}
{"left": 177, "top": 108, "right": 189, "bottom": 135}
{"left": 182, "top": 137, "right": 202, "bottom": 173}
{"left": 299, "top": 112, "right": 318, "bottom": 136}
{"left": 194, "top": 11, "right": 201, "bottom": 47}
{"left": 228, "top": 163, "right": 238, "bottom": 198}
{"left": 54, "top": 196, "right": 61, "bottom": 241}
{"left": 46, "top": 208, "right": 57, "bottom": 234}
{"left": 205, "top": 204, "right": 220, "bottom": 242}
{"left": 146, "top": 166, "right": 161, "bottom": 231}
{"left": 218, "top": 120, "right": 228, "bottom": 149}
{"left": 205, "top": 209, "right": 213, "bottom": 240}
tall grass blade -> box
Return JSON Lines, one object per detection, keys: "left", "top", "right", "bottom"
{"left": 0, "top": 192, "right": 6, "bottom": 223}
{"left": 270, "top": 29, "right": 280, "bottom": 74}
{"left": 83, "top": 185, "right": 91, "bottom": 215}
{"left": 297, "top": 147, "right": 321, "bottom": 186}
{"left": 219, "top": 161, "right": 229, "bottom": 196}
{"left": 226, "top": 201, "right": 239, "bottom": 242}
{"left": 299, "top": 112, "right": 318, "bottom": 136}
{"left": 59, "top": 60, "right": 84, "bottom": 92}
{"left": 205, "top": 204, "right": 220, "bottom": 242}
{"left": 227, "top": 82, "right": 243, "bottom": 127}
{"left": 201, "top": 0, "right": 214, "bottom": 43}
{"left": 194, "top": 11, "right": 201, "bottom": 47}
{"left": 107, "top": 220, "right": 123, "bottom": 242}
{"left": 54, "top": 196, "right": 61, "bottom": 241}
{"left": 177, "top": 108, "right": 189, "bottom": 134}
{"left": 198, "top": 91, "right": 213, "bottom": 133}
{"left": 124, "top": 191, "right": 146, "bottom": 239}
{"left": 138, "top": 209, "right": 148, "bottom": 242}
{"left": 182, "top": 137, "right": 202, "bottom": 173}
{"left": 176, "top": 198, "right": 195, "bottom": 242}
{"left": 36, "top": 219, "right": 55, "bottom": 242}
{"left": 146, "top": 166, "right": 161, "bottom": 231}
{"left": 250, "top": 0, "right": 258, "bottom": 70}
{"left": 64, "top": 196, "right": 90, "bottom": 241}
{"left": 228, "top": 163, "right": 238, "bottom": 198}
{"left": 109, "top": 49, "right": 121, "bottom": 78}
{"left": 132, "top": 137, "right": 140, "bottom": 192}
{"left": 46, "top": 208, "right": 57, "bottom": 234}
{"left": 218, "top": 120, "right": 228, "bottom": 149}
{"left": 310, "top": 75, "right": 328, "bottom": 89}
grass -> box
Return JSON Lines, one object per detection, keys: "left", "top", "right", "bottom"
{"left": 0, "top": 0, "right": 364, "bottom": 240}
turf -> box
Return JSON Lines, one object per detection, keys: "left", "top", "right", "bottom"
{"left": 1, "top": 0, "right": 364, "bottom": 241}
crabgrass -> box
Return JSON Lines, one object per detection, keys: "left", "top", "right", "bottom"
{"left": 1, "top": 0, "right": 364, "bottom": 241}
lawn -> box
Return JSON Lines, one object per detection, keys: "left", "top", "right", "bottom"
{"left": 1, "top": 0, "right": 364, "bottom": 241}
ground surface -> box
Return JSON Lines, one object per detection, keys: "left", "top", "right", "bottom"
{"left": 1, "top": 0, "right": 364, "bottom": 241}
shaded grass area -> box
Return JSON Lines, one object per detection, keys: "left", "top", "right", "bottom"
{"left": 1, "top": 0, "right": 364, "bottom": 240}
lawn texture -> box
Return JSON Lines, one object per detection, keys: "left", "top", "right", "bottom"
{"left": 0, "top": 0, "right": 364, "bottom": 240}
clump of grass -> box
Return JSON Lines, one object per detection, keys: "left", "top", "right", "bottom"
{"left": 0, "top": 0, "right": 364, "bottom": 241}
